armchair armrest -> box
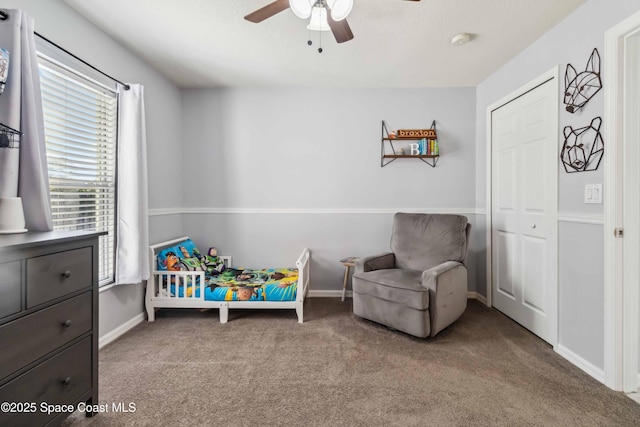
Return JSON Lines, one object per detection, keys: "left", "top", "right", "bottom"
{"left": 421, "top": 261, "right": 468, "bottom": 337}
{"left": 421, "top": 261, "right": 465, "bottom": 292}
{"left": 355, "top": 252, "right": 395, "bottom": 273}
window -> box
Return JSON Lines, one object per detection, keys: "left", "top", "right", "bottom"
{"left": 38, "top": 56, "right": 118, "bottom": 286}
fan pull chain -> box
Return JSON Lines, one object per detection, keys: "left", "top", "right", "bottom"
{"left": 305, "top": 5, "right": 324, "bottom": 53}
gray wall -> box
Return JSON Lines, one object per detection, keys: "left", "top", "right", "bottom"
{"left": 475, "top": 0, "right": 640, "bottom": 371}
{"left": 180, "top": 88, "right": 478, "bottom": 292}
{"left": 2, "top": 0, "right": 183, "bottom": 339}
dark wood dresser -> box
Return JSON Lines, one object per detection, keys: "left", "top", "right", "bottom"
{"left": 0, "top": 230, "right": 103, "bottom": 427}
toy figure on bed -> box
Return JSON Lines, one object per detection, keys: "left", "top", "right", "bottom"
{"left": 193, "top": 247, "right": 226, "bottom": 276}
{"left": 163, "top": 252, "right": 181, "bottom": 271}
{"left": 156, "top": 251, "right": 183, "bottom": 290}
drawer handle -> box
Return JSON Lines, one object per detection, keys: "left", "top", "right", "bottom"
{"left": 62, "top": 320, "right": 72, "bottom": 328}
{"left": 62, "top": 270, "right": 72, "bottom": 279}
{"left": 62, "top": 377, "right": 72, "bottom": 386}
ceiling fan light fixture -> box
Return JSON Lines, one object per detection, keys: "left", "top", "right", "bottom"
{"left": 307, "top": 6, "right": 331, "bottom": 32}
{"left": 327, "top": 0, "right": 353, "bottom": 21}
{"left": 290, "top": 0, "right": 313, "bottom": 19}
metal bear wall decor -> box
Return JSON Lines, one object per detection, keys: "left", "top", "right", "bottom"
{"left": 563, "top": 48, "right": 602, "bottom": 113}
{"left": 560, "top": 116, "right": 604, "bottom": 173}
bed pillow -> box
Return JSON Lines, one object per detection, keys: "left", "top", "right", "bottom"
{"left": 156, "top": 238, "right": 202, "bottom": 271}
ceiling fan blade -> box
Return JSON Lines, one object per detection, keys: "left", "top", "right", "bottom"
{"left": 244, "top": 0, "right": 290, "bottom": 23}
{"left": 327, "top": 15, "right": 354, "bottom": 44}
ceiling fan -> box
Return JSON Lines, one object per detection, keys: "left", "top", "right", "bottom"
{"left": 245, "top": 0, "right": 421, "bottom": 45}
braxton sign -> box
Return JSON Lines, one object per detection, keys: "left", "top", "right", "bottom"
{"left": 397, "top": 129, "right": 436, "bottom": 138}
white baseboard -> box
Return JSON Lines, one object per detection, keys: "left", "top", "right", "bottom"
{"left": 627, "top": 391, "right": 640, "bottom": 404}
{"left": 555, "top": 344, "right": 605, "bottom": 384}
{"left": 99, "top": 313, "right": 145, "bottom": 349}
{"left": 467, "top": 291, "right": 488, "bottom": 305}
{"left": 309, "top": 290, "right": 350, "bottom": 298}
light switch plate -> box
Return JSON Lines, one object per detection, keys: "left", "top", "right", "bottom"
{"left": 585, "top": 184, "right": 602, "bottom": 204}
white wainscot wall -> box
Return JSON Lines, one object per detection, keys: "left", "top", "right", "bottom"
{"left": 557, "top": 216, "right": 605, "bottom": 380}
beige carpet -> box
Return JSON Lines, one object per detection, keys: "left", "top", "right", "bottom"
{"left": 63, "top": 299, "right": 640, "bottom": 426}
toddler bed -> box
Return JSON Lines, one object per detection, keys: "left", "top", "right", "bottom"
{"left": 145, "top": 237, "right": 310, "bottom": 323}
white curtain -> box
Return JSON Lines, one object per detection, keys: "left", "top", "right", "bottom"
{"left": 0, "top": 9, "right": 52, "bottom": 230}
{"left": 115, "top": 84, "right": 149, "bottom": 284}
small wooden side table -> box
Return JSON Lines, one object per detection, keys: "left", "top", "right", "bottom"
{"left": 340, "top": 257, "right": 358, "bottom": 302}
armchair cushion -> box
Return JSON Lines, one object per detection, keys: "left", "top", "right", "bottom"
{"left": 353, "top": 269, "right": 428, "bottom": 310}
{"left": 391, "top": 213, "right": 468, "bottom": 272}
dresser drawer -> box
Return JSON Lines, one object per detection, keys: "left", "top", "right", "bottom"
{"left": 0, "top": 292, "right": 92, "bottom": 381}
{"left": 0, "top": 261, "right": 21, "bottom": 320}
{"left": 26, "top": 247, "right": 92, "bottom": 308}
{"left": 0, "top": 337, "right": 92, "bottom": 427}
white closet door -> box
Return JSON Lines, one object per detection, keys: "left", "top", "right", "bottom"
{"left": 491, "top": 77, "right": 558, "bottom": 345}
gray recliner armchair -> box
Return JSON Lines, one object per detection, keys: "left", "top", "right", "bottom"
{"left": 352, "top": 213, "right": 470, "bottom": 338}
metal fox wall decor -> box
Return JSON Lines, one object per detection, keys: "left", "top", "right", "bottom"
{"left": 560, "top": 116, "right": 604, "bottom": 173}
{"left": 564, "top": 48, "right": 602, "bottom": 113}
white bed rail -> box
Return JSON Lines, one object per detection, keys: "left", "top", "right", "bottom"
{"left": 152, "top": 270, "right": 206, "bottom": 300}
{"left": 296, "top": 248, "right": 311, "bottom": 303}
{"left": 295, "top": 248, "right": 311, "bottom": 323}
{"left": 146, "top": 236, "right": 231, "bottom": 321}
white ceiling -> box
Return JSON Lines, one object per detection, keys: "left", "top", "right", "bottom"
{"left": 63, "top": 0, "right": 586, "bottom": 88}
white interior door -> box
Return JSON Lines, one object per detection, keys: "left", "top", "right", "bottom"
{"left": 622, "top": 27, "right": 640, "bottom": 393}
{"left": 491, "top": 75, "right": 558, "bottom": 345}
{"left": 604, "top": 10, "right": 640, "bottom": 392}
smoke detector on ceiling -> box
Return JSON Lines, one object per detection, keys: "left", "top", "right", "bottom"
{"left": 451, "top": 33, "right": 472, "bottom": 46}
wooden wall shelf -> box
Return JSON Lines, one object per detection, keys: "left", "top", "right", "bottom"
{"left": 382, "top": 137, "right": 435, "bottom": 141}
{"left": 381, "top": 120, "right": 439, "bottom": 167}
{"left": 382, "top": 155, "right": 439, "bottom": 159}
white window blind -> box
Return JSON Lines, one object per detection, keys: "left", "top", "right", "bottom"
{"left": 38, "top": 57, "right": 118, "bottom": 286}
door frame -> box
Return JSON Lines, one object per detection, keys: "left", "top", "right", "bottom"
{"left": 603, "top": 10, "right": 640, "bottom": 392}
{"left": 485, "top": 67, "right": 560, "bottom": 346}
